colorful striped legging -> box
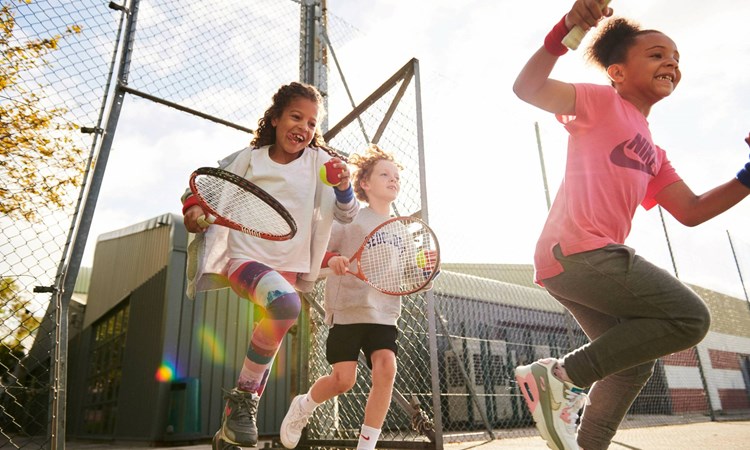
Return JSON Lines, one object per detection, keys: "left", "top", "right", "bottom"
{"left": 227, "top": 260, "right": 301, "bottom": 396}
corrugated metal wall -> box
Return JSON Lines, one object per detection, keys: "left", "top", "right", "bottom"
{"left": 83, "top": 215, "right": 172, "bottom": 329}
{"left": 66, "top": 327, "right": 91, "bottom": 435}
{"left": 116, "top": 268, "right": 170, "bottom": 440}
{"left": 67, "top": 266, "right": 172, "bottom": 440}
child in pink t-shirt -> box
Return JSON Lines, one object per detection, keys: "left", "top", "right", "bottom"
{"left": 512, "top": 1, "right": 750, "bottom": 450}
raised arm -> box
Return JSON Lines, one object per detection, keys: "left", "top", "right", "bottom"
{"left": 656, "top": 134, "right": 750, "bottom": 226}
{"left": 513, "top": 0, "right": 612, "bottom": 115}
{"left": 513, "top": 48, "right": 576, "bottom": 115}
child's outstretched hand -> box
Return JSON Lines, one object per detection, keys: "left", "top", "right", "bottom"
{"left": 327, "top": 255, "right": 350, "bottom": 276}
{"left": 745, "top": 132, "right": 750, "bottom": 148}
{"left": 565, "top": 0, "right": 613, "bottom": 32}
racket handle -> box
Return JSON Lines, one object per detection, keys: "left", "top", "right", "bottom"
{"left": 562, "top": 0, "right": 612, "bottom": 50}
{"left": 197, "top": 214, "right": 215, "bottom": 229}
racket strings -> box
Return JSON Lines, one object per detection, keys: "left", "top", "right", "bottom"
{"left": 195, "top": 175, "right": 293, "bottom": 236}
{"left": 359, "top": 220, "right": 437, "bottom": 294}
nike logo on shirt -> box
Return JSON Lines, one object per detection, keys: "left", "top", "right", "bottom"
{"left": 610, "top": 133, "right": 656, "bottom": 176}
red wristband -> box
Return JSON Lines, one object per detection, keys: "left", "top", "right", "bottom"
{"left": 321, "top": 251, "right": 340, "bottom": 268}
{"left": 544, "top": 15, "right": 570, "bottom": 56}
{"left": 181, "top": 194, "right": 200, "bottom": 215}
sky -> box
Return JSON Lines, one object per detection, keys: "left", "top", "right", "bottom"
{"left": 83, "top": 0, "right": 750, "bottom": 299}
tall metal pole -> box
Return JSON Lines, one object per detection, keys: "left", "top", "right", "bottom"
{"left": 727, "top": 230, "right": 750, "bottom": 308}
{"left": 657, "top": 207, "right": 714, "bottom": 420}
{"left": 300, "top": 0, "right": 327, "bottom": 122}
{"left": 414, "top": 59, "right": 444, "bottom": 449}
{"left": 535, "top": 122, "right": 551, "bottom": 210}
{"left": 658, "top": 206, "right": 679, "bottom": 277}
{"left": 295, "top": 0, "right": 327, "bottom": 430}
{"left": 49, "top": 0, "right": 142, "bottom": 446}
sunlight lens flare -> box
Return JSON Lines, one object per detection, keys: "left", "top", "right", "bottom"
{"left": 198, "top": 325, "right": 225, "bottom": 365}
{"left": 155, "top": 360, "right": 175, "bottom": 382}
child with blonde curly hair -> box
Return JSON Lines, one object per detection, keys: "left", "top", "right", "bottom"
{"left": 279, "top": 144, "right": 412, "bottom": 450}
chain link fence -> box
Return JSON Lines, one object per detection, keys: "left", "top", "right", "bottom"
{"left": 122, "top": 0, "right": 302, "bottom": 132}
{"left": 1, "top": 0, "right": 122, "bottom": 446}
{"left": 2, "top": 1, "right": 750, "bottom": 449}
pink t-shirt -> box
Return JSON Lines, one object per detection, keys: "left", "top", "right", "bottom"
{"left": 534, "top": 83, "right": 682, "bottom": 284}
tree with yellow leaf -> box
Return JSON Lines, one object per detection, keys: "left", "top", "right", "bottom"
{"left": 1, "top": 1, "right": 85, "bottom": 222}
{"left": 0, "top": 277, "right": 41, "bottom": 377}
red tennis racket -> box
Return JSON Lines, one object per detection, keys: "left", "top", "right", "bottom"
{"left": 189, "top": 167, "right": 297, "bottom": 241}
{"left": 321, "top": 216, "right": 440, "bottom": 295}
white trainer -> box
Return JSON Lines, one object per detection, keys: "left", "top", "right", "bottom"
{"left": 280, "top": 394, "right": 314, "bottom": 448}
{"left": 515, "top": 358, "right": 590, "bottom": 450}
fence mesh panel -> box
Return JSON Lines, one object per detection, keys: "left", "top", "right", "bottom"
{"left": 1, "top": 0, "right": 121, "bottom": 447}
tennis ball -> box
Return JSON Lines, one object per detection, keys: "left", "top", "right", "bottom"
{"left": 416, "top": 250, "right": 428, "bottom": 269}
{"left": 319, "top": 160, "right": 343, "bottom": 187}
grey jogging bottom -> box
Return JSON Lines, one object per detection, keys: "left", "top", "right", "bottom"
{"left": 542, "top": 244, "right": 711, "bottom": 450}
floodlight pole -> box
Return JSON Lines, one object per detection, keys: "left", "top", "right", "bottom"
{"left": 300, "top": 0, "right": 328, "bottom": 129}
{"left": 535, "top": 122, "right": 551, "bottom": 210}
{"left": 727, "top": 230, "right": 750, "bottom": 309}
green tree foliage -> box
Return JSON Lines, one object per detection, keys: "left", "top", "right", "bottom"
{"left": 0, "top": 0, "right": 85, "bottom": 222}
{"left": 0, "top": 277, "right": 41, "bottom": 375}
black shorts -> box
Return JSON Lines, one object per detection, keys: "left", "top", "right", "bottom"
{"left": 326, "top": 323, "right": 399, "bottom": 369}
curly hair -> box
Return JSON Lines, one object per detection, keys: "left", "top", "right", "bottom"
{"left": 251, "top": 82, "right": 342, "bottom": 159}
{"left": 586, "top": 17, "right": 661, "bottom": 72}
{"left": 348, "top": 144, "right": 403, "bottom": 203}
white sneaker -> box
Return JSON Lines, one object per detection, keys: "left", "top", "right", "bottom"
{"left": 280, "top": 394, "right": 314, "bottom": 448}
{"left": 515, "top": 358, "right": 590, "bottom": 450}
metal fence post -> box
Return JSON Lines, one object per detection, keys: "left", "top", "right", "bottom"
{"left": 50, "top": 0, "right": 142, "bottom": 446}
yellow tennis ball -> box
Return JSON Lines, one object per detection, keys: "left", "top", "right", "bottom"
{"left": 416, "top": 249, "right": 426, "bottom": 269}
{"left": 319, "top": 160, "right": 342, "bottom": 187}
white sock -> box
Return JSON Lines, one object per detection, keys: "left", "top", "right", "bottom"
{"left": 300, "top": 391, "right": 321, "bottom": 414}
{"left": 357, "top": 424, "right": 380, "bottom": 450}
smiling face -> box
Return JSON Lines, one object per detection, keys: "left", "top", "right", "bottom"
{"left": 270, "top": 96, "right": 320, "bottom": 163}
{"left": 609, "top": 31, "right": 681, "bottom": 113}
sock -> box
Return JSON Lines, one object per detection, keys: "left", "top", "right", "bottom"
{"left": 357, "top": 424, "right": 380, "bottom": 450}
{"left": 300, "top": 391, "right": 321, "bottom": 414}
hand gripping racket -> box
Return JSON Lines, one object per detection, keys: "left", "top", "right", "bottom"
{"left": 562, "top": 0, "right": 612, "bottom": 50}
{"left": 322, "top": 216, "right": 440, "bottom": 296}
{"left": 189, "top": 167, "right": 297, "bottom": 241}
